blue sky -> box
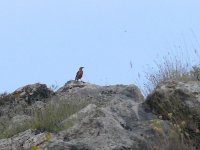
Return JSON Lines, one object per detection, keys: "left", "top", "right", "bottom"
{"left": 0, "top": 0, "right": 200, "bottom": 92}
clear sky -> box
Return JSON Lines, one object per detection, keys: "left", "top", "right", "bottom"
{"left": 0, "top": 0, "right": 200, "bottom": 92}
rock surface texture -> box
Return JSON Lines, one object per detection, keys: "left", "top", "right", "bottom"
{"left": 146, "top": 80, "right": 200, "bottom": 148}
{"left": 0, "top": 80, "right": 198, "bottom": 150}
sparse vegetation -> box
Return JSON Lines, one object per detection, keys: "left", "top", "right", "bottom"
{"left": 0, "top": 121, "right": 32, "bottom": 139}
{"left": 0, "top": 97, "right": 87, "bottom": 139}
{"left": 146, "top": 83, "right": 200, "bottom": 149}
{"left": 149, "top": 119, "right": 195, "bottom": 150}
{"left": 144, "top": 48, "right": 200, "bottom": 149}
{"left": 143, "top": 50, "right": 200, "bottom": 95}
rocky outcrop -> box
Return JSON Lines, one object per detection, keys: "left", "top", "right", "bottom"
{"left": 0, "top": 83, "right": 53, "bottom": 116}
{"left": 0, "top": 80, "right": 198, "bottom": 150}
{"left": 0, "top": 129, "right": 52, "bottom": 150}
{"left": 0, "top": 83, "right": 54, "bottom": 140}
{"left": 57, "top": 80, "right": 88, "bottom": 92}
{"left": 56, "top": 81, "right": 144, "bottom": 106}
{"left": 146, "top": 80, "right": 200, "bottom": 148}
{"left": 12, "top": 83, "right": 54, "bottom": 104}
{"left": 0, "top": 129, "right": 35, "bottom": 150}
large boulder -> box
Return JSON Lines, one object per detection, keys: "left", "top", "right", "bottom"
{"left": 12, "top": 83, "right": 54, "bottom": 104}
{"left": 0, "top": 129, "right": 34, "bottom": 150}
{"left": 52, "top": 104, "right": 165, "bottom": 150}
{"left": 56, "top": 80, "right": 144, "bottom": 105}
{"left": 0, "top": 129, "right": 52, "bottom": 150}
{"left": 45, "top": 81, "right": 177, "bottom": 150}
{"left": 146, "top": 80, "right": 200, "bottom": 148}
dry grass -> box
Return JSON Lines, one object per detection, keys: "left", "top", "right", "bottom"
{"left": 143, "top": 48, "right": 200, "bottom": 149}
{"left": 0, "top": 97, "right": 87, "bottom": 139}
{"left": 143, "top": 50, "right": 200, "bottom": 95}
{"left": 0, "top": 121, "right": 32, "bottom": 139}
{"left": 32, "top": 99, "right": 87, "bottom": 132}
{"left": 139, "top": 118, "right": 195, "bottom": 150}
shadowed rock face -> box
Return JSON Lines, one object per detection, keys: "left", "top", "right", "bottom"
{"left": 12, "top": 83, "right": 54, "bottom": 104}
{"left": 0, "top": 83, "right": 54, "bottom": 129}
{"left": 0, "top": 80, "right": 197, "bottom": 150}
{"left": 146, "top": 80, "right": 200, "bottom": 148}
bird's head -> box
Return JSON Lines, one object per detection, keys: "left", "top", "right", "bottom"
{"left": 79, "top": 67, "right": 84, "bottom": 70}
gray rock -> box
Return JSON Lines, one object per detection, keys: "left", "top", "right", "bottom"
{"left": 0, "top": 80, "right": 197, "bottom": 149}
{"left": 23, "top": 132, "right": 52, "bottom": 150}
{"left": 57, "top": 80, "right": 89, "bottom": 93}
{"left": 0, "top": 129, "right": 35, "bottom": 150}
{"left": 0, "top": 129, "right": 54, "bottom": 150}
{"left": 12, "top": 83, "right": 54, "bottom": 104}
{"left": 0, "top": 83, "right": 54, "bottom": 140}
{"left": 47, "top": 81, "right": 172, "bottom": 150}
{"left": 56, "top": 81, "right": 144, "bottom": 107}
{"left": 11, "top": 129, "right": 34, "bottom": 150}
{"left": 146, "top": 80, "right": 200, "bottom": 148}
{"left": 46, "top": 140, "right": 92, "bottom": 150}
{"left": 0, "top": 138, "right": 12, "bottom": 150}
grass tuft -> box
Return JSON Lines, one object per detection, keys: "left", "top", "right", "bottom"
{"left": 143, "top": 49, "right": 200, "bottom": 95}
{"left": 0, "top": 97, "right": 87, "bottom": 139}
{"left": 32, "top": 100, "right": 87, "bottom": 132}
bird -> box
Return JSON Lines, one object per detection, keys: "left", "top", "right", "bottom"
{"left": 75, "top": 67, "right": 84, "bottom": 81}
